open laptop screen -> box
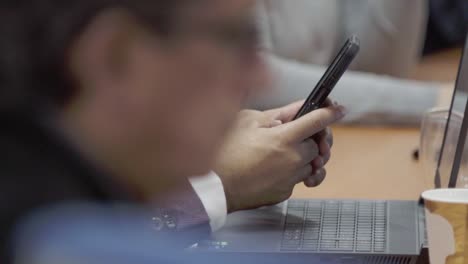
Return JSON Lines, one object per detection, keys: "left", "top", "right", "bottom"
{"left": 436, "top": 34, "right": 468, "bottom": 188}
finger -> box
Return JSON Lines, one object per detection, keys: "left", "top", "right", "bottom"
{"left": 241, "top": 111, "right": 282, "bottom": 128}
{"left": 315, "top": 169, "right": 327, "bottom": 185}
{"left": 311, "top": 157, "right": 324, "bottom": 171}
{"left": 293, "top": 165, "right": 313, "bottom": 183}
{"left": 319, "top": 139, "right": 330, "bottom": 156}
{"left": 263, "top": 100, "right": 305, "bottom": 123}
{"left": 257, "top": 119, "right": 283, "bottom": 128}
{"left": 280, "top": 104, "right": 347, "bottom": 143}
{"left": 304, "top": 168, "right": 327, "bottom": 187}
{"left": 237, "top": 110, "right": 265, "bottom": 128}
{"left": 326, "top": 127, "right": 333, "bottom": 148}
{"left": 321, "top": 152, "right": 331, "bottom": 166}
{"left": 297, "top": 139, "right": 319, "bottom": 165}
{"left": 315, "top": 129, "right": 331, "bottom": 156}
{"left": 268, "top": 119, "right": 283, "bottom": 128}
{"left": 311, "top": 124, "right": 331, "bottom": 156}
{"left": 314, "top": 128, "right": 327, "bottom": 139}
{"left": 316, "top": 127, "right": 333, "bottom": 143}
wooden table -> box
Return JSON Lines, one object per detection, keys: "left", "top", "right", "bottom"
{"left": 293, "top": 48, "right": 462, "bottom": 201}
{"left": 292, "top": 126, "right": 425, "bottom": 200}
{"left": 410, "top": 48, "right": 462, "bottom": 82}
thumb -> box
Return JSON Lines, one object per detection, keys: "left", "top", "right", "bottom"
{"left": 280, "top": 104, "right": 347, "bottom": 142}
{"left": 263, "top": 100, "right": 306, "bottom": 123}
{"left": 247, "top": 111, "right": 283, "bottom": 128}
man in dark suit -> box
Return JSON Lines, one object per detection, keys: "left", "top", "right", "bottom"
{"left": 0, "top": 1, "right": 345, "bottom": 263}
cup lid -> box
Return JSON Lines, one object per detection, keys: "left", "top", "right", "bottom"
{"left": 422, "top": 189, "right": 468, "bottom": 204}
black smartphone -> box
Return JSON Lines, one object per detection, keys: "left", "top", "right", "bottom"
{"left": 293, "top": 35, "right": 360, "bottom": 120}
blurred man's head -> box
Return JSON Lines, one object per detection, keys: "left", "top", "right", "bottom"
{"left": 0, "top": 0, "right": 268, "bottom": 195}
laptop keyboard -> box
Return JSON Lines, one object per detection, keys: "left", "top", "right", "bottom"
{"left": 281, "top": 200, "right": 388, "bottom": 253}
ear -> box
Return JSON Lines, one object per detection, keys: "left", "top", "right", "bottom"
{"left": 68, "top": 9, "right": 142, "bottom": 90}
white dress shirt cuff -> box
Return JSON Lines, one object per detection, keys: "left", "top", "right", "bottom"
{"left": 189, "top": 172, "right": 227, "bottom": 231}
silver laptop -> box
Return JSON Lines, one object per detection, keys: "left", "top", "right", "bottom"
{"left": 194, "top": 35, "right": 468, "bottom": 264}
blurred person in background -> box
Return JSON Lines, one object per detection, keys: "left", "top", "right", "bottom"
{"left": 0, "top": 0, "right": 346, "bottom": 263}
{"left": 252, "top": 0, "right": 451, "bottom": 126}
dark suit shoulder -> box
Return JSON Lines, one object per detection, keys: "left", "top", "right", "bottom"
{"left": 0, "top": 113, "right": 113, "bottom": 263}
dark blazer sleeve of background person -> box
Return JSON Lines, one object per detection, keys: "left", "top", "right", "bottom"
{"left": 0, "top": 112, "right": 211, "bottom": 262}
{"left": 424, "top": 0, "right": 468, "bottom": 54}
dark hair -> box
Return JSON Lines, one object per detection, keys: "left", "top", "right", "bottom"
{"left": 0, "top": 1, "right": 188, "bottom": 112}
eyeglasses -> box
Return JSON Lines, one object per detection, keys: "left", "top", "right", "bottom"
{"left": 168, "top": 17, "right": 261, "bottom": 60}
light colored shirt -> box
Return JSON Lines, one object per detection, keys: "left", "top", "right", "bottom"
{"left": 190, "top": 172, "right": 227, "bottom": 231}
